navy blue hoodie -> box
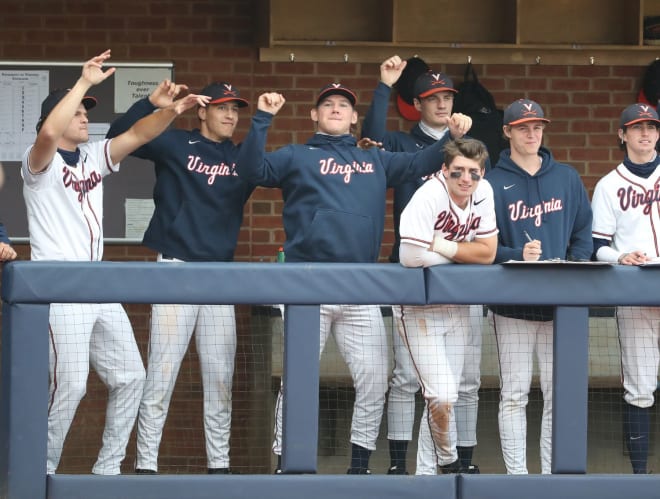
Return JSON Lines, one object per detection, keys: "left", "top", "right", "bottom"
{"left": 107, "top": 98, "right": 255, "bottom": 261}
{"left": 361, "top": 81, "right": 489, "bottom": 262}
{"left": 235, "top": 110, "right": 449, "bottom": 263}
{"left": 485, "top": 146, "right": 593, "bottom": 320}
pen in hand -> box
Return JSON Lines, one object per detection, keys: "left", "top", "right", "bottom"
{"left": 522, "top": 230, "right": 542, "bottom": 261}
{"left": 523, "top": 230, "right": 533, "bottom": 243}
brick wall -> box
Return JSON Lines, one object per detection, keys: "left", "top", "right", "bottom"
{"left": 0, "top": 0, "right": 649, "bottom": 473}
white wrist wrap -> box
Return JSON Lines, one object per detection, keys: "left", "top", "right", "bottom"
{"left": 432, "top": 237, "right": 458, "bottom": 259}
{"left": 595, "top": 245, "right": 622, "bottom": 263}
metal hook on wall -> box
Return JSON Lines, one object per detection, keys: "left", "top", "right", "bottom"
{"left": 467, "top": 55, "right": 472, "bottom": 64}
{"left": 535, "top": 56, "right": 541, "bottom": 65}
{"left": 289, "top": 53, "right": 295, "bottom": 62}
{"left": 589, "top": 56, "right": 595, "bottom": 65}
{"left": 343, "top": 53, "right": 349, "bottom": 63}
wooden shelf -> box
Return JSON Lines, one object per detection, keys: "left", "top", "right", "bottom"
{"left": 260, "top": 0, "right": 660, "bottom": 65}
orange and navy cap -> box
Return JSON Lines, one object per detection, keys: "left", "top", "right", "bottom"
{"left": 619, "top": 103, "right": 660, "bottom": 128}
{"left": 503, "top": 99, "right": 550, "bottom": 126}
{"left": 413, "top": 71, "right": 457, "bottom": 99}
{"left": 316, "top": 83, "right": 357, "bottom": 107}
{"left": 36, "top": 88, "right": 97, "bottom": 132}
{"left": 200, "top": 82, "right": 249, "bottom": 107}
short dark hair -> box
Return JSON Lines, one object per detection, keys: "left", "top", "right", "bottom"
{"left": 443, "top": 138, "right": 489, "bottom": 169}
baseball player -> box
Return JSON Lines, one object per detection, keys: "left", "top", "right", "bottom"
{"left": 398, "top": 138, "right": 497, "bottom": 473}
{"left": 21, "top": 49, "right": 207, "bottom": 475}
{"left": 592, "top": 103, "right": 660, "bottom": 474}
{"left": 361, "top": 55, "right": 484, "bottom": 475}
{"left": 235, "top": 83, "right": 456, "bottom": 474}
{"left": 485, "top": 99, "right": 593, "bottom": 474}
{"left": 106, "top": 81, "right": 255, "bottom": 474}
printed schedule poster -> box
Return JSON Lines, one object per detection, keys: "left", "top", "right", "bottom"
{"left": 0, "top": 70, "right": 49, "bottom": 161}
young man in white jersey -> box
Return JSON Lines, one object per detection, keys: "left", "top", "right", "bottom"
{"left": 592, "top": 103, "right": 660, "bottom": 474}
{"left": 397, "top": 138, "right": 497, "bottom": 472}
{"left": 21, "top": 49, "right": 208, "bottom": 475}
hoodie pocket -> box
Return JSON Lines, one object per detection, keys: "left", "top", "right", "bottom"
{"left": 300, "top": 209, "right": 376, "bottom": 262}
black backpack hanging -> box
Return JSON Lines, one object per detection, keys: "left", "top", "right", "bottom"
{"left": 453, "top": 62, "right": 506, "bottom": 169}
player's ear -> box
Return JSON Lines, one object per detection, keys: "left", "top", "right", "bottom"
{"left": 310, "top": 108, "right": 318, "bottom": 123}
{"left": 617, "top": 128, "right": 625, "bottom": 143}
{"left": 413, "top": 98, "right": 422, "bottom": 112}
{"left": 198, "top": 106, "right": 207, "bottom": 122}
{"left": 503, "top": 125, "right": 511, "bottom": 139}
{"left": 351, "top": 109, "right": 358, "bottom": 125}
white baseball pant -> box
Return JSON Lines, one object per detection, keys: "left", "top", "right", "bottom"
{"left": 617, "top": 306, "right": 660, "bottom": 409}
{"left": 400, "top": 304, "right": 469, "bottom": 468}
{"left": 47, "top": 302, "right": 145, "bottom": 475}
{"left": 273, "top": 304, "right": 388, "bottom": 455}
{"left": 415, "top": 305, "right": 483, "bottom": 474}
{"left": 137, "top": 257, "right": 237, "bottom": 471}
{"left": 388, "top": 306, "right": 419, "bottom": 442}
{"left": 491, "top": 312, "right": 553, "bottom": 474}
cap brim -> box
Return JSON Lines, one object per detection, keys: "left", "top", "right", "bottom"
{"left": 507, "top": 117, "right": 551, "bottom": 126}
{"left": 82, "top": 96, "right": 97, "bottom": 110}
{"left": 209, "top": 97, "right": 249, "bottom": 107}
{"left": 623, "top": 117, "right": 660, "bottom": 127}
{"left": 396, "top": 94, "right": 421, "bottom": 121}
{"left": 418, "top": 87, "right": 458, "bottom": 99}
{"left": 317, "top": 89, "right": 357, "bottom": 107}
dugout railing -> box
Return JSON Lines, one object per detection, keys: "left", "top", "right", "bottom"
{"left": 1, "top": 261, "right": 659, "bottom": 499}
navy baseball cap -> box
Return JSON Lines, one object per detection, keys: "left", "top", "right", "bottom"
{"left": 200, "top": 82, "right": 249, "bottom": 107}
{"left": 503, "top": 99, "right": 550, "bottom": 126}
{"left": 413, "top": 71, "right": 457, "bottom": 99}
{"left": 316, "top": 83, "right": 357, "bottom": 107}
{"left": 37, "top": 88, "right": 97, "bottom": 132}
{"left": 619, "top": 103, "right": 660, "bottom": 128}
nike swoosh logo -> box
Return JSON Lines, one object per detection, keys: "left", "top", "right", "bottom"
{"left": 188, "top": 140, "right": 200, "bottom": 144}
{"left": 474, "top": 198, "right": 486, "bottom": 205}
{"left": 504, "top": 184, "right": 515, "bottom": 190}
{"left": 630, "top": 435, "right": 644, "bottom": 440}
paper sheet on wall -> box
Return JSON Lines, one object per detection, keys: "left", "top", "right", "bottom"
{"left": 0, "top": 70, "right": 49, "bottom": 161}
{"left": 125, "top": 198, "right": 155, "bottom": 239}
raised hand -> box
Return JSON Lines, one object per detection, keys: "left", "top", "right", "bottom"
{"left": 258, "top": 92, "right": 286, "bottom": 115}
{"left": 80, "top": 49, "right": 116, "bottom": 87}
{"left": 150, "top": 79, "right": 189, "bottom": 108}
{"left": 171, "top": 94, "right": 211, "bottom": 115}
{"left": 380, "top": 55, "right": 407, "bottom": 87}
{"left": 445, "top": 113, "right": 473, "bottom": 139}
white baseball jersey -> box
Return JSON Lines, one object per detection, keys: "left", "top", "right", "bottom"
{"left": 22, "top": 140, "right": 118, "bottom": 261}
{"left": 592, "top": 162, "right": 660, "bottom": 256}
{"left": 400, "top": 173, "right": 498, "bottom": 249}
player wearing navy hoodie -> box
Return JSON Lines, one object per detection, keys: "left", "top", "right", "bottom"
{"left": 107, "top": 80, "right": 254, "bottom": 475}
{"left": 485, "top": 99, "right": 592, "bottom": 474}
{"left": 236, "top": 84, "right": 454, "bottom": 474}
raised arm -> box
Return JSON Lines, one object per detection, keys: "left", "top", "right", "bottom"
{"left": 234, "top": 92, "right": 286, "bottom": 186}
{"left": 108, "top": 92, "right": 209, "bottom": 165}
{"left": 29, "top": 50, "right": 115, "bottom": 173}
{"left": 361, "top": 55, "right": 406, "bottom": 143}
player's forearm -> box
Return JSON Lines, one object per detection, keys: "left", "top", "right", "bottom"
{"left": 451, "top": 238, "right": 497, "bottom": 264}
{"left": 235, "top": 110, "right": 273, "bottom": 184}
{"left": 107, "top": 97, "right": 156, "bottom": 139}
{"left": 361, "top": 82, "right": 391, "bottom": 142}
{"left": 400, "top": 242, "right": 452, "bottom": 267}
